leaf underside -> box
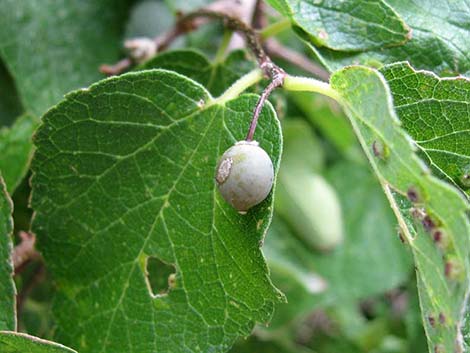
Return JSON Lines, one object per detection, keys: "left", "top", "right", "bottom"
{"left": 0, "top": 332, "right": 77, "bottom": 353}
{"left": 31, "top": 69, "right": 283, "bottom": 353}
{"left": 331, "top": 66, "right": 470, "bottom": 353}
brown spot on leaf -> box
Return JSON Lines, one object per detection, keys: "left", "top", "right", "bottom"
{"left": 445, "top": 258, "right": 463, "bottom": 280}
{"left": 422, "top": 215, "right": 436, "bottom": 232}
{"left": 438, "top": 312, "right": 446, "bottom": 325}
{"left": 432, "top": 228, "right": 448, "bottom": 249}
{"left": 407, "top": 186, "right": 421, "bottom": 203}
{"left": 428, "top": 315, "right": 436, "bottom": 327}
{"left": 372, "top": 139, "right": 389, "bottom": 160}
{"left": 397, "top": 229, "right": 406, "bottom": 243}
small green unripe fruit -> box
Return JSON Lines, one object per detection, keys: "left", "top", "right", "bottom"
{"left": 275, "top": 172, "right": 344, "bottom": 251}
{"left": 215, "top": 140, "right": 274, "bottom": 213}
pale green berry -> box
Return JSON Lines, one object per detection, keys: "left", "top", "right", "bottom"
{"left": 275, "top": 172, "right": 344, "bottom": 251}
{"left": 215, "top": 140, "right": 274, "bottom": 213}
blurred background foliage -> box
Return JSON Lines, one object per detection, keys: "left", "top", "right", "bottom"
{"left": 0, "top": 0, "right": 426, "bottom": 352}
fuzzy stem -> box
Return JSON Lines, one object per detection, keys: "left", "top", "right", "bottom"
{"left": 216, "top": 69, "right": 264, "bottom": 104}
{"left": 283, "top": 75, "right": 341, "bottom": 102}
{"left": 245, "top": 74, "right": 341, "bottom": 141}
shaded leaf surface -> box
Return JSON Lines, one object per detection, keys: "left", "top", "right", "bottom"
{"left": 304, "top": 0, "right": 470, "bottom": 75}
{"left": 230, "top": 334, "right": 307, "bottom": 353}
{"left": 0, "top": 113, "right": 39, "bottom": 193}
{"left": 0, "top": 176, "right": 15, "bottom": 331}
{"left": 266, "top": 0, "right": 409, "bottom": 51}
{"left": 0, "top": 332, "right": 76, "bottom": 353}
{"left": 31, "top": 70, "right": 283, "bottom": 353}
{"left": 0, "top": 0, "right": 133, "bottom": 116}
{"left": 139, "top": 50, "right": 255, "bottom": 96}
{"left": 265, "top": 161, "right": 411, "bottom": 328}
{"left": 331, "top": 66, "right": 470, "bottom": 353}
{"left": 380, "top": 62, "right": 470, "bottom": 195}
{"left": 0, "top": 61, "right": 22, "bottom": 127}
{"left": 289, "top": 92, "right": 363, "bottom": 162}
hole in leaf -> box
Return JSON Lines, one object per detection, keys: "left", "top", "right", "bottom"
{"left": 145, "top": 256, "right": 176, "bottom": 297}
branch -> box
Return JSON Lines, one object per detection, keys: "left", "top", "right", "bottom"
{"left": 100, "top": 58, "right": 132, "bottom": 76}
{"left": 179, "top": 9, "right": 287, "bottom": 141}
{"left": 181, "top": 9, "right": 283, "bottom": 80}
{"left": 252, "top": 0, "right": 268, "bottom": 30}
{"left": 100, "top": 19, "right": 196, "bottom": 75}
{"left": 100, "top": 1, "right": 292, "bottom": 141}
{"left": 13, "top": 231, "right": 40, "bottom": 274}
{"left": 225, "top": 0, "right": 257, "bottom": 51}
{"left": 265, "top": 39, "right": 330, "bottom": 81}
{"left": 100, "top": 0, "right": 254, "bottom": 75}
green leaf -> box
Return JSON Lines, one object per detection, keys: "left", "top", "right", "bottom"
{"left": 324, "top": 161, "right": 413, "bottom": 298}
{"left": 0, "top": 0, "right": 133, "bottom": 116}
{"left": 0, "top": 332, "right": 77, "bottom": 353}
{"left": 304, "top": 0, "right": 470, "bottom": 75}
{"left": 379, "top": 62, "right": 470, "bottom": 195}
{"left": 0, "top": 113, "right": 39, "bottom": 193}
{"left": 265, "top": 160, "right": 411, "bottom": 328}
{"left": 139, "top": 49, "right": 256, "bottom": 96}
{"left": 266, "top": 0, "right": 410, "bottom": 51}
{"left": 331, "top": 66, "right": 470, "bottom": 353}
{"left": 31, "top": 70, "right": 283, "bottom": 352}
{"left": 0, "top": 61, "right": 22, "bottom": 127}
{"left": 0, "top": 175, "right": 15, "bottom": 331}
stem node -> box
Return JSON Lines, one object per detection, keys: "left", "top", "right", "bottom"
{"left": 246, "top": 64, "right": 285, "bottom": 142}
